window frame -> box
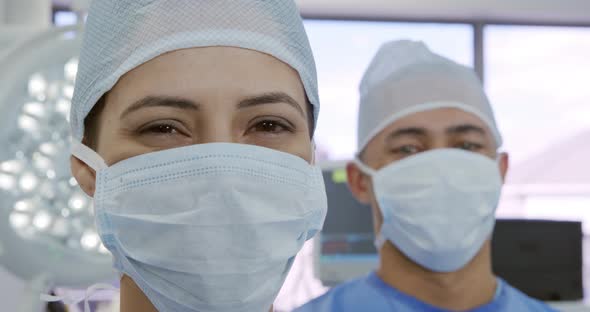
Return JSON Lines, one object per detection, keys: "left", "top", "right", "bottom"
{"left": 301, "top": 15, "right": 590, "bottom": 85}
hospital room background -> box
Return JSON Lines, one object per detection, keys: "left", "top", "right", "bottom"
{"left": 0, "top": 0, "right": 589, "bottom": 311}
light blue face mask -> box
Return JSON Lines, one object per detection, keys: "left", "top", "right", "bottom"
{"left": 355, "top": 149, "right": 503, "bottom": 273}
{"left": 69, "top": 142, "right": 328, "bottom": 311}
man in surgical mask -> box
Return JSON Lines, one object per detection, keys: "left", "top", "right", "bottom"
{"left": 296, "top": 41, "right": 556, "bottom": 312}
{"left": 54, "top": 1, "right": 327, "bottom": 311}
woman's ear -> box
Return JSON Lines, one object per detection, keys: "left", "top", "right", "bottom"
{"left": 70, "top": 155, "right": 96, "bottom": 197}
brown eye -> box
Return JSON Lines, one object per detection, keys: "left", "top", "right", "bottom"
{"left": 134, "top": 119, "right": 192, "bottom": 148}
{"left": 248, "top": 119, "right": 294, "bottom": 135}
{"left": 138, "top": 120, "right": 189, "bottom": 137}
{"left": 145, "top": 124, "right": 178, "bottom": 134}
{"left": 255, "top": 120, "right": 285, "bottom": 133}
{"left": 391, "top": 145, "right": 421, "bottom": 156}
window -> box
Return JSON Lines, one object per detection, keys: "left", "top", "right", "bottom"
{"left": 486, "top": 25, "right": 590, "bottom": 164}
{"left": 486, "top": 26, "right": 590, "bottom": 225}
{"left": 304, "top": 20, "right": 474, "bottom": 161}
{"left": 53, "top": 10, "right": 78, "bottom": 27}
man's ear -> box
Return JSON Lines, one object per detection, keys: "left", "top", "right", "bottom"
{"left": 498, "top": 152, "right": 509, "bottom": 183}
{"left": 70, "top": 155, "right": 96, "bottom": 197}
{"left": 346, "top": 162, "right": 373, "bottom": 205}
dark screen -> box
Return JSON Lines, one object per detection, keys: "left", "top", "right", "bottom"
{"left": 321, "top": 169, "right": 376, "bottom": 259}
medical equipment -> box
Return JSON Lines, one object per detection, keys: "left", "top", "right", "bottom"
{"left": 0, "top": 25, "right": 113, "bottom": 312}
{"left": 313, "top": 161, "right": 377, "bottom": 286}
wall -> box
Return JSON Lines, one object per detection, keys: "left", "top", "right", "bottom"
{"left": 0, "top": 0, "right": 6, "bottom": 25}
{"left": 3, "top": 0, "right": 50, "bottom": 27}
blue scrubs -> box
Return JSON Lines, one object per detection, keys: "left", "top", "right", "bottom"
{"left": 295, "top": 272, "right": 558, "bottom": 312}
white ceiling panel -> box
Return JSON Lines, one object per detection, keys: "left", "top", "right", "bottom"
{"left": 49, "top": 0, "right": 590, "bottom": 25}
{"left": 296, "top": 0, "right": 590, "bottom": 25}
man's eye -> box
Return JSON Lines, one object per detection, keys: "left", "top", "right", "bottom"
{"left": 391, "top": 145, "right": 420, "bottom": 155}
{"left": 457, "top": 142, "right": 483, "bottom": 151}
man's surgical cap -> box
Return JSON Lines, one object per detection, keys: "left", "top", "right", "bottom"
{"left": 357, "top": 40, "right": 502, "bottom": 152}
{"left": 70, "top": 0, "right": 319, "bottom": 141}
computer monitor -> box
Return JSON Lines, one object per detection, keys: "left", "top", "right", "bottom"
{"left": 315, "top": 162, "right": 378, "bottom": 286}
{"left": 492, "top": 219, "right": 583, "bottom": 301}
{"left": 315, "top": 164, "right": 584, "bottom": 301}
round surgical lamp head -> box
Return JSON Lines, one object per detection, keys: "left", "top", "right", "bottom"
{"left": 0, "top": 25, "right": 113, "bottom": 289}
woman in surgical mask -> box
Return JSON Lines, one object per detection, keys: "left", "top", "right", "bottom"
{"left": 63, "top": 1, "right": 327, "bottom": 311}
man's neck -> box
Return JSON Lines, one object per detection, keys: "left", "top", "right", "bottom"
{"left": 376, "top": 241, "right": 497, "bottom": 311}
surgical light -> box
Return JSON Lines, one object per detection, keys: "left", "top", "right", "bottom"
{"left": 0, "top": 25, "right": 114, "bottom": 310}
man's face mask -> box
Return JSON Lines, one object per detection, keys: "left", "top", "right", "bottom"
{"left": 355, "top": 148, "right": 503, "bottom": 272}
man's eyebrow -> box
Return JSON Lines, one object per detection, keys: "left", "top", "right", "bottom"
{"left": 387, "top": 127, "right": 428, "bottom": 141}
{"left": 446, "top": 124, "right": 487, "bottom": 136}
{"left": 237, "top": 92, "right": 305, "bottom": 118}
{"left": 120, "top": 96, "right": 199, "bottom": 119}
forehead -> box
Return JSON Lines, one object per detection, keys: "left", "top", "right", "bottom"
{"left": 376, "top": 107, "right": 495, "bottom": 140}
{"left": 106, "top": 46, "right": 306, "bottom": 110}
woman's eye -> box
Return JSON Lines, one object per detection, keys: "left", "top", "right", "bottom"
{"left": 140, "top": 123, "right": 182, "bottom": 136}
{"left": 134, "top": 120, "right": 192, "bottom": 148}
{"left": 250, "top": 120, "right": 291, "bottom": 134}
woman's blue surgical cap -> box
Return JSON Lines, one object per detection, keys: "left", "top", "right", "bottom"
{"left": 70, "top": 0, "right": 319, "bottom": 142}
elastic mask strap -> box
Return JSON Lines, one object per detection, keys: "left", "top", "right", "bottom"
{"left": 352, "top": 157, "right": 377, "bottom": 176}
{"left": 310, "top": 140, "right": 317, "bottom": 165}
{"left": 40, "top": 283, "right": 119, "bottom": 312}
{"left": 355, "top": 158, "right": 384, "bottom": 250}
{"left": 71, "top": 141, "right": 108, "bottom": 172}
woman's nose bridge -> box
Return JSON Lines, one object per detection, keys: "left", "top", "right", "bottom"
{"left": 193, "top": 112, "right": 235, "bottom": 144}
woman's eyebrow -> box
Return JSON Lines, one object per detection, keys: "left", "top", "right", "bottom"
{"left": 237, "top": 92, "right": 305, "bottom": 118}
{"left": 120, "top": 96, "right": 199, "bottom": 119}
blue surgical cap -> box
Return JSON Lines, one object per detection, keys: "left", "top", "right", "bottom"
{"left": 357, "top": 40, "right": 503, "bottom": 152}
{"left": 70, "top": 0, "right": 319, "bottom": 142}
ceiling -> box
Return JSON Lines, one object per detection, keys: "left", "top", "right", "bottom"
{"left": 296, "top": 0, "right": 590, "bottom": 25}
{"left": 50, "top": 0, "right": 590, "bottom": 25}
